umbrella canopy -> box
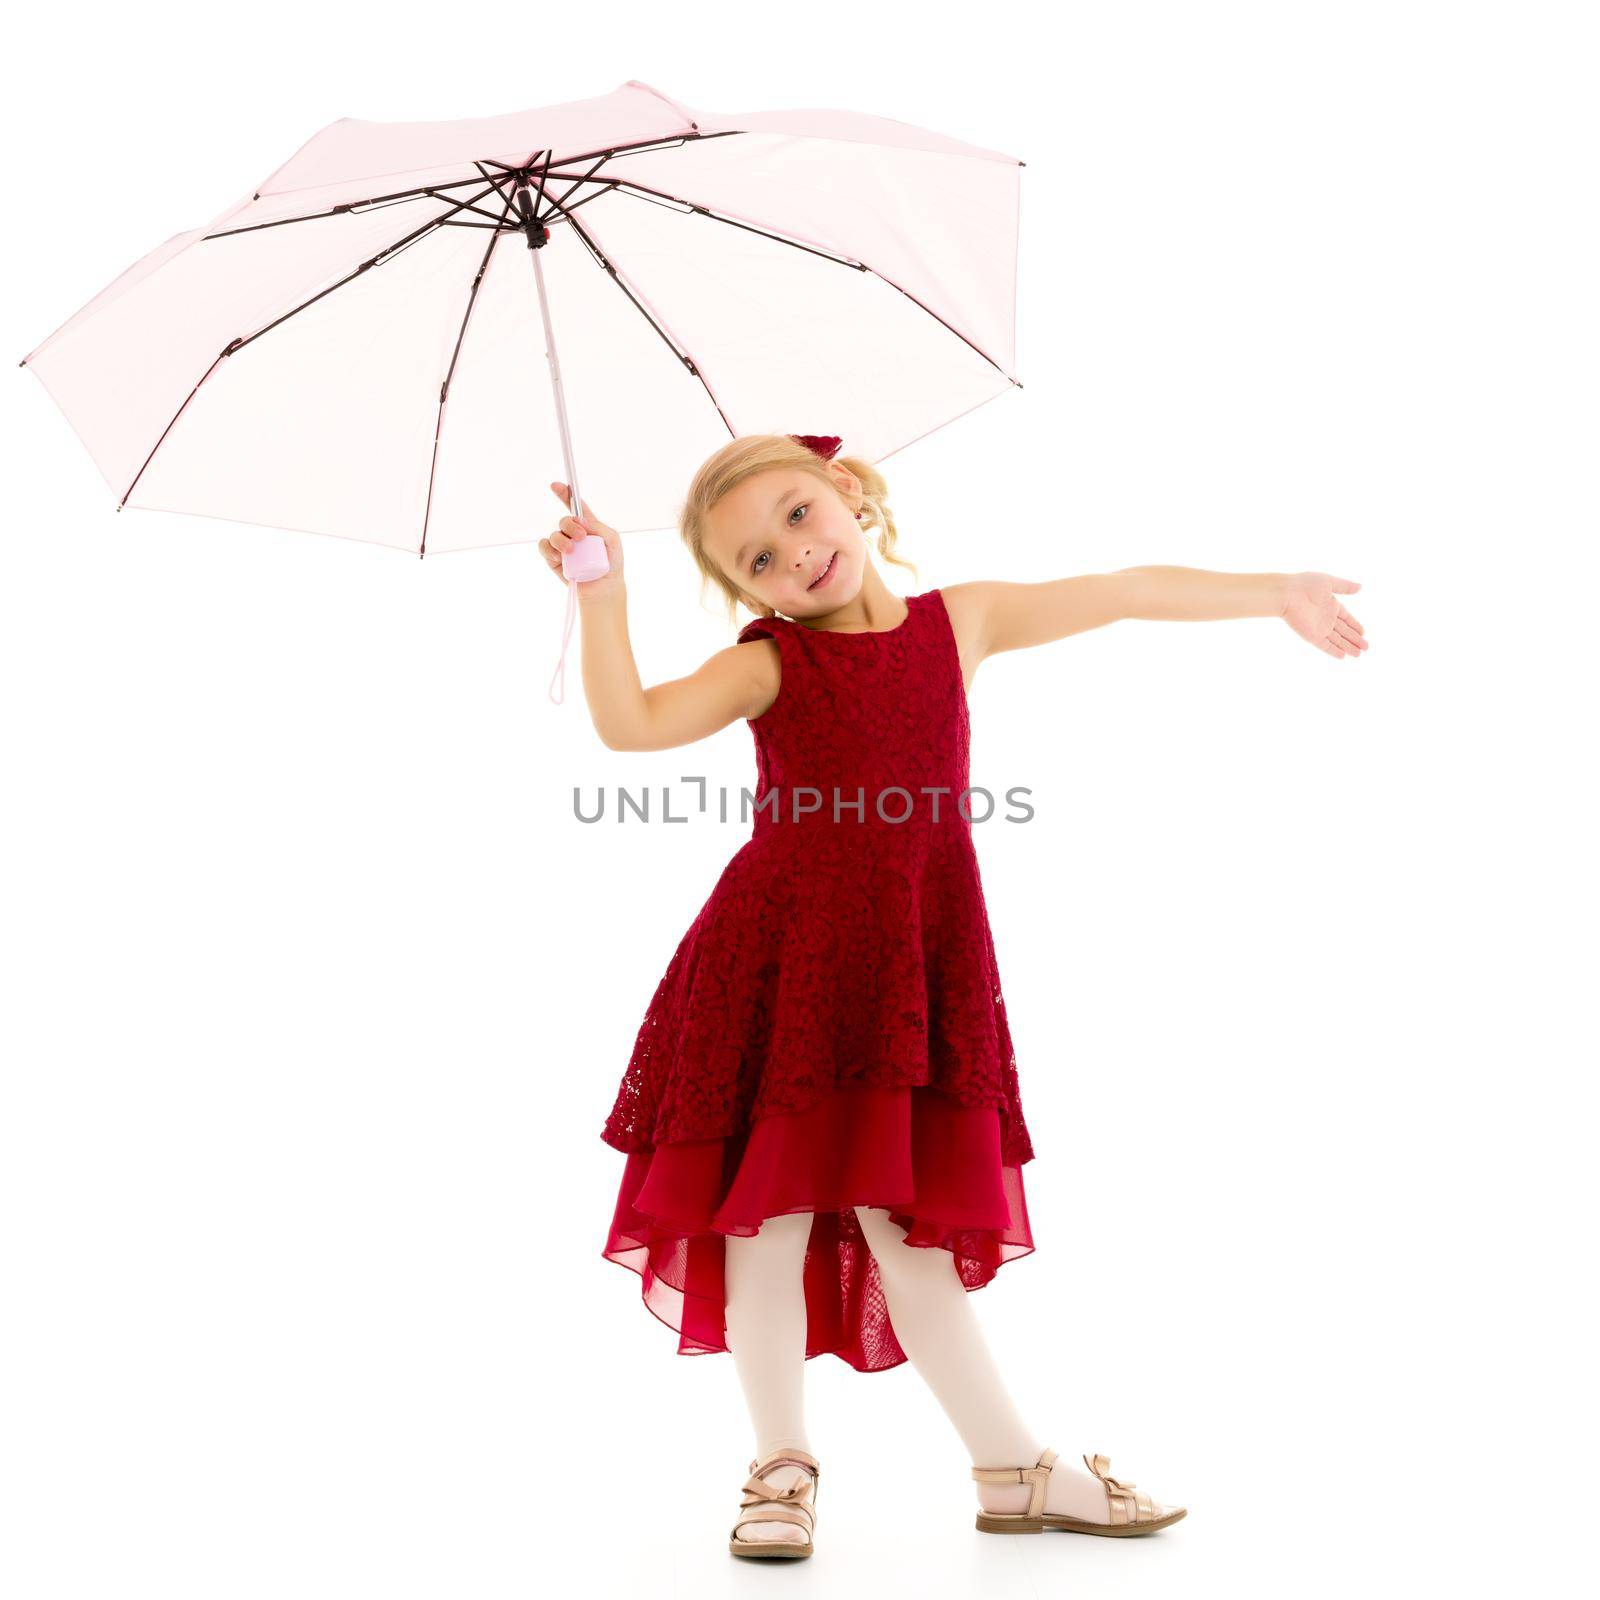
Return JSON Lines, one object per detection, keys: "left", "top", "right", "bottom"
{"left": 20, "top": 80, "right": 1023, "bottom": 555}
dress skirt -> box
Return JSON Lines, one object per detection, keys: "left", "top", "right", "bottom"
{"left": 601, "top": 1079, "right": 1035, "bottom": 1374}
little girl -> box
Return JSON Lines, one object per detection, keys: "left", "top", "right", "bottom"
{"left": 539, "top": 433, "right": 1367, "bottom": 1560}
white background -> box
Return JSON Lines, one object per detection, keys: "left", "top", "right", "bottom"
{"left": 3, "top": 5, "right": 1595, "bottom": 1597}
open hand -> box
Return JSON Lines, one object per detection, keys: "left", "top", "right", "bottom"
{"left": 1281, "top": 572, "right": 1368, "bottom": 659}
{"left": 541, "top": 482, "right": 626, "bottom": 600}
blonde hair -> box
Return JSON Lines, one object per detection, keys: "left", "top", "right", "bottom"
{"left": 679, "top": 434, "right": 918, "bottom": 624}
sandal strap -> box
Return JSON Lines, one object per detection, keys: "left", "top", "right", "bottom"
{"left": 749, "top": 1448, "right": 820, "bottom": 1478}
{"left": 970, "top": 1446, "right": 1057, "bottom": 1518}
{"left": 746, "top": 1452, "right": 820, "bottom": 1511}
{"left": 731, "top": 1462, "right": 818, "bottom": 1541}
{"left": 733, "top": 1504, "right": 815, "bottom": 1535}
{"left": 740, "top": 1471, "right": 817, "bottom": 1503}
{"left": 1084, "top": 1452, "right": 1157, "bottom": 1524}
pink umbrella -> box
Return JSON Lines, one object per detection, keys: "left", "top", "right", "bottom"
{"left": 19, "top": 80, "right": 1024, "bottom": 701}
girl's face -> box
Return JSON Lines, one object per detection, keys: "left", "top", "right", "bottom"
{"left": 705, "top": 467, "right": 865, "bottom": 620}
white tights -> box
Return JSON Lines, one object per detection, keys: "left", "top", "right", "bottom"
{"left": 722, "top": 1205, "right": 1044, "bottom": 1469}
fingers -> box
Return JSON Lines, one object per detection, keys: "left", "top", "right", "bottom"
{"left": 540, "top": 515, "right": 587, "bottom": 552}
{"left": 1329, "top": 576, "right": 1362, "bottom": 594}
{"left": 551, "top": 481, "right": 577, "bottom": 519}
{"left": 540, "top": 509, "right": 603, "bottom": 578}
{"left": 1319, "top": 620, "right": 1371, "bottom": 658}
{"left": 1330, "top": 603, "right": 1368, "bottom": 654}
{"left": 550, "top": 480, "right": 595, "bottom": 525}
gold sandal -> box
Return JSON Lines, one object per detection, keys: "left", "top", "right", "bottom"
{"left": 728, "top": 1447, "right": 821, "bottom": 1559}
{"left": 972, "top": 1447, "right": 1186, "bottom": 1536}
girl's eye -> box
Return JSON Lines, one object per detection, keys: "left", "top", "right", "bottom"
{"left": 750, "top": 505, "right": 807, "bottom": 574}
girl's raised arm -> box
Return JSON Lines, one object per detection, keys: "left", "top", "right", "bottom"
{"left": 542, "top": 482, "right": 775, "bottom": 751}
{"left": 945, "top": 568, "right": 1367, "bottom": 670}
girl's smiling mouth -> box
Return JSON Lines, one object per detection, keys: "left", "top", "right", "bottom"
{"left": 807, "top": 552, "right": 837, "bottom": 590}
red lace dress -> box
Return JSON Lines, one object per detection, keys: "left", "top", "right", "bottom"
{"left": 599, "top": 588, "right": 1036, "bottom": 1373}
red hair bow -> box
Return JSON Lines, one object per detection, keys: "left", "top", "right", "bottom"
{"left": 788, "top": 434, "right": 843, "bottom": 461}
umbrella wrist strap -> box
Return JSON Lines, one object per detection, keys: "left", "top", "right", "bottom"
{"left": 548, "top": 574, "right": 579, "bottom": 704}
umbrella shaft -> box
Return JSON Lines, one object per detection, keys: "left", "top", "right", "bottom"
{"left": 528, "top": 248, "right": 583, "bottom": 525}
{"left": 517, "top": 181, "right": 583, "bottom": 528}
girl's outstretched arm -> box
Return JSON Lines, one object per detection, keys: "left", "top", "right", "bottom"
{"left": 543, "top": 481, "right": 773, "bottom": 751}
{"left": 946, "top": 568, "right": 1368, "bottom": 672}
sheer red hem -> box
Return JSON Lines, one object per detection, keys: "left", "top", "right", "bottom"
{"left": 599, "top": 1080, "right": 1035, "bottom": 1373}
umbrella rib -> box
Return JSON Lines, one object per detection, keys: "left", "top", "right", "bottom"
{"left": 553, "top": 208, "right": 696, "bottom": 373}
{"left": 858, "top": 268, "right": 1017, "bottom": 381}
{"left": 505, "top": 150, "right": 691, "bottom": 452}
{"left": 119, "top": 181, "right": 504, "bottom": 510}
{"left": 481, "top": 130, "right": 734, "bottom": 175}
{"left": 206, "top": 173, "right": 506, "bottom": 239}
{"left": 230, "top": 179, "right": 504, "bottom": 354}
{"left": 543, "top": 172, "right": 867, "bottom": 271}
{"left": 419, "top": 186, "right": 518, "bottom": 558}
{"left": 115, "top": 345, "right": 239, "bottom": 515}
{"left": 206, "top": 186, "right": 513, "bottom": 238}
{"left": 474, "top": 163, "right": 528, "bottom": 213}
{"left": 547, "top": 186, "right": 613, "bottom": 222}
{"left": 539, "top": 153, "right": 616, "bottom": 224}
{"left": 452, "top": 195, "right": 522, "bottom": 226}
{"left": 547, "top": 173, "right": 1017, "bottom": 380}
{"left": 203, "top": 132, "right": 739, "bottom": 240}
{"left": 540, "top": 191, "right": 734, "bottom": 436}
